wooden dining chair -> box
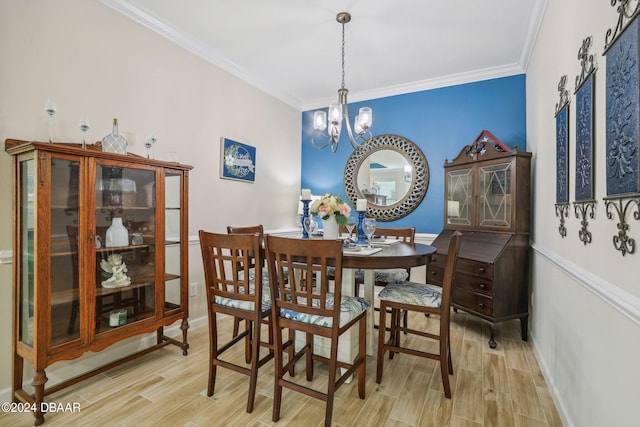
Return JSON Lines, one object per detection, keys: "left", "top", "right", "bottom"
{"left": 199, "top": 230, "right": 292, "bottom": 413}
{"left": 264, "top": 235, "right": 369, "bottom": 427}
{"left": 376, "top": 231, "right": 462, "bottom": 398}
{"left": 361, "top": 226, "right": 416, "bottom": 332}
{"left": 227, "top": 224, "right": 265, "bottom": 344}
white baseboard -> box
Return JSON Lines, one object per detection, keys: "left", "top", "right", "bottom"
{"left": 530, "top": 333, "right": 573, "bottom": 427}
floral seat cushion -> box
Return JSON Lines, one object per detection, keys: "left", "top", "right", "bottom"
{"left": 326, "top": 266, "right": 409, "bottom": 283}
{"left": 215, "top": 268, "right": 271, "bottom": 312}
{"left": 280, "top": 294, "right": 370, "bottom": 328}
{"left": 377, "top": 281, "right": 442, "bottom": 308}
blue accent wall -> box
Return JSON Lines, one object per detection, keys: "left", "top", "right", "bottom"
{"left": 301, "top": 75, "right": 526, "bottom": 233}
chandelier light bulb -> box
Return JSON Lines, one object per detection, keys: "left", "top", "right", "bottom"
{"left": 328, "top": 103, "right": 342, "bottom": 125}
{"left": 313, "top": 111, "right": 327, "bottom": 132}
{"left": 358, "top": 107, "right": 372, "bottom": 130}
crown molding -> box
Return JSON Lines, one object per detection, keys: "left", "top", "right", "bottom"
{"left": 519, "top": 0, "right": 549, "bottom": 71}
{"left": 301, "top": 63, "right": 525, "bottom": 111}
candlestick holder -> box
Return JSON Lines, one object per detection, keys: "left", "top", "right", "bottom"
{"left": 355, "top": 210, "right": 368, "bottom": 245}
{"left": 301, "top": 199, "right": 311, "bottom": 239}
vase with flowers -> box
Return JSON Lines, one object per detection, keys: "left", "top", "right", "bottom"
{"left": 309, "top": 193, "right": 351, "bottom": 240}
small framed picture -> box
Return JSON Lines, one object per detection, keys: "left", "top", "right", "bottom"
{"left": 220, "top": 137, "right": 256, "bottom": 183}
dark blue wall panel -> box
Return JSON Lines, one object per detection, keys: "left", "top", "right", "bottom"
{"left": 301, "top": 74, "right": 526, "bottom": 234}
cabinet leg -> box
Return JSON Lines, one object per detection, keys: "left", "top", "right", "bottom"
{"left": 181, "top": 318, "right": 190, "bottom": 356}
{"left": 32, "top": 370, "right": 48, "bottom": 426}
{"left": 488, "top": 326, "right": 497, "bottom": 349}
{"left": 520, "top": 317, "right": 529, "bottom": 341}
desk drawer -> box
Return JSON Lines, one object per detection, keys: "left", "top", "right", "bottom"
{"left": 453, "top": 272, "right": 493, "bottom": 296}
{"left": 430, "top": 255, "right": 493, "bottom": 278}
{"left": 452, "top": 288, "right": 493, "bottom": 317}
{"left": 427, "top": 264, "right": 444, "bottom": 286}
{"left": 428, "top": 256, "right": 493, "bottom": 296}
{"left": 457, "top": 258, "right": 493, "bottom": 278}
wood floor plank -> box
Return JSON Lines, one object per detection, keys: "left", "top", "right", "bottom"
{"left": 452, "top": 368, "right": 484, "bottom": 424}
{"left": 483, "top": 352, "right": 509, "bottom": 395}
{"left": 418, "top": 388, "right": 454, "bottom": 426}
{"left": 388, "top": 370, "right": 432, "bottom": 425}
{"left": 483, "top": 390, "right": 515, "bottom": 427}
{"left": 506, "top": 368, "right": 545, "bottom": 422}
{"left": 535, "top": 385, "right": 564, "bottom": 427}
{"left": 350, "top": 390, "right": 396, "bottom": 427}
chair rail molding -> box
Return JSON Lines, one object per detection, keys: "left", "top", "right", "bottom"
{"left": 530, "top": 241, "right": 640, "bottom": 326}
{"left": 0, "top": 250, "right": 13, "bottom": 264}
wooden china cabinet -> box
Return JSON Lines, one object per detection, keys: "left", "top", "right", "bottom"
{"left": 427, "top": 135, "right": 531, "bottom": 348}
{"left": 5, "top": 139, "right": 192, "bottom": 425}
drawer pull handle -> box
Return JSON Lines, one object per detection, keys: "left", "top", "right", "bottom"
{"left": 478, "top": 303, "right": 485, "bottom": 308}
{"left": 479, "top": 284, "right": 486, "bottom": 290}
{"left": 431, "top": 271, "right": 436, "bottom": 276}
{"left": 478, "top": 267, "right": 486, "bottom": 274}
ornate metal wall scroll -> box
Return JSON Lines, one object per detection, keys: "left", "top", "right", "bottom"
{"left": 573, "top": 36, "right": 598, "bottom": 245}
{"left": 603, "top": 1, "right": 640, "bottom": 255}
{"left": 555, "top": 75, "right": 570, "bottom": 237}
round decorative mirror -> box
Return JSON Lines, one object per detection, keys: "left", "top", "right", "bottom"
{"left": 344, "top": 134, "right": 429, "bottom": 221}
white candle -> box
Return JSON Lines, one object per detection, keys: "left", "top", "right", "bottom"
{"left": 356, "top": 198, "right": 367, "bottom": 211}
{"left": 301, "top": 189, "right": 311, "bottom": 200}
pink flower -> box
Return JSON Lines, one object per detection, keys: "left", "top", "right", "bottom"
{"left": 318, "top": 204, "right": 332, "bottom": 217}
{"left": 339, "top": 204, "right": 351, "bottom": 216}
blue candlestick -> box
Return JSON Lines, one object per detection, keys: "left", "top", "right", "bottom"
{"left": 301, "top": 199, "right": 310, "bottom": 239}
{"left": 355, "top": 210, "right": 368, "bottom": 245}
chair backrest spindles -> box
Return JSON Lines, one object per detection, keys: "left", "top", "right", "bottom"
{"left": 199, "top": 231, "right": 264, "bottom": 307}
{"left": 265, "top": 236, "right": 343, "bottom": 326}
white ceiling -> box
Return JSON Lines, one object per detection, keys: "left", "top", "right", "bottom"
{"left": 101, "top": 0, "right": 547, "bottom": 110}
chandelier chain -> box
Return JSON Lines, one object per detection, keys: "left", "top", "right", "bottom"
{"left": 341, "top": 21, "right": 346, "bottom": 89}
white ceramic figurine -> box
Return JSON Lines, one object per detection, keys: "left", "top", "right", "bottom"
{"left": 100, "top": 253, "right": 132, "bottom": 288}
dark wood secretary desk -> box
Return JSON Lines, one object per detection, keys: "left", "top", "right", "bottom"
{"left": 427, "top": 134, "right": 532, "bottom": 348}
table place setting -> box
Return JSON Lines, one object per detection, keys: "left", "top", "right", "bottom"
{"left": 342, "top": 244, "right": 382, "bottom": 256}
{"left": 369, "top": 236, "right": 401, "bottom": 246}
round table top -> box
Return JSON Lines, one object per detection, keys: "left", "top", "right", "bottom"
{"left": 341, "top": 242, "right": 435, "bottom": 270}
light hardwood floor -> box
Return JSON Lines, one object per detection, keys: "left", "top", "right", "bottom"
{"left": 1, "top": 310, "right": 563, "bottom": 427}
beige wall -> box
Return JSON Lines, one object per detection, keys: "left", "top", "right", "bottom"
{"left": 527, "top": 1, "right": 640, "bottom": 426}
{"left": 0, "top": 0, "right": 301, "bottom": 396}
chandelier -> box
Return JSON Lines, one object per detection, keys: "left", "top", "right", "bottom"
{"left": 311, "top": 12, "right": 373, "bottom": 152}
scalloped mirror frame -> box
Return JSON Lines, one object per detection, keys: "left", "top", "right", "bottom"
{"left": 344, "top": 134, "right": 430, "bottom": 221}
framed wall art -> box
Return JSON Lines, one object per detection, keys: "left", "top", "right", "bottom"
{"left": 604, "top": 11, "right": 640, "bottom": 196}
{"left": 603, "top": 1, "right": 640, "bottom": 255}
{"left": 220, "top": 137, "right": 256, "bottom": 183}
{"left": 573, "top": 36, "right": 597, "bottom": 245}
{"left": 555, "top": 76, "right": 570, "bottom": 205}
{"left": 554, "top": 75, "right": 570, "bottom": 237}
{"left": 575, "top": 37, "right": 596, "bottom": 202}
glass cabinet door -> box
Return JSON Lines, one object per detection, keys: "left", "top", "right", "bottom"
{"left": 18, "top": 157, "right": 35, "bottom": 347}
{"left": 164, "top": 172, "right": 183, "bottom": 313}
{"left": 478, "top": 162, "right": 512, "bottom": 228}
{"left": 95, "top": 164, "right": 156, "bottom": 333}
{"left": 447, "top": 167, "right": 472, "bottom": 225}
{"left": 49, "top": 156, "right": 82, "bottom": 346}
